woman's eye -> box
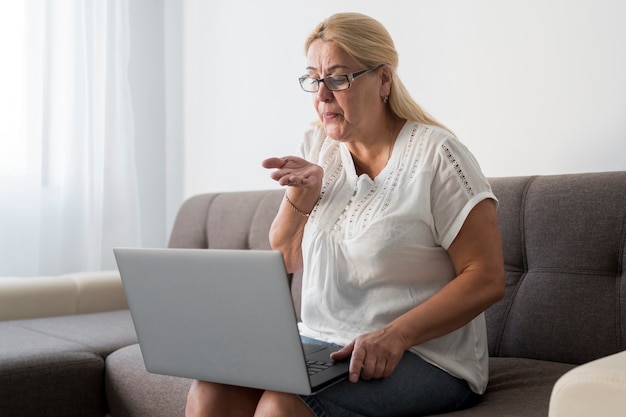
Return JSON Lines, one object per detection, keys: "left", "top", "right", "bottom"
{"left": 328, "top": 76, "right": 348, "bottom": 86}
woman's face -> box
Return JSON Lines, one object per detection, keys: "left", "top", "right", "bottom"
{"left": 305, "top": 39, "right": 386, "bottom": 142}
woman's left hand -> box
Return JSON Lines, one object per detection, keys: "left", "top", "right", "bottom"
{"left": 330, "top": 326, "right": 408, "bottom": 383}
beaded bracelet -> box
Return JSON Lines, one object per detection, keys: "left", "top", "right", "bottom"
{"left": 284, "top": 194, "right": 313, "bottom": 217}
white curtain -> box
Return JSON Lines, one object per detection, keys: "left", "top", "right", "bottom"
{"left": 0, "top": 0, "right": 140, "bottom": 276}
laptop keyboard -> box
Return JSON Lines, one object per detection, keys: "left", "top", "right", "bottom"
{"left": 306, "top": 360, "right": 333, "bottom": 376}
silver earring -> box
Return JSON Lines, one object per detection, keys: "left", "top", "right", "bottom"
{"left": 383, "top": 95, "right": 389, "bottom": 104}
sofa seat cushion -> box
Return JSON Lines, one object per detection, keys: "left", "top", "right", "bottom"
{"left": 0, "top": 323, "right": 107, "bottom": 417}
{"left": 1, "top": 350, "right": 104, "bottom": 417}
{"left": 105, "top": 344, "right": 192, "bottom": 417}
{"left": 0, "top": 310, "right": 138, "bottom": 417}
{"left": 3, "top": 310, "right": 137, "bottom": 356}
{"left": 436, "top": 358, "right": 575, "bottom": 417}
{"left": 104, "top": 344, "right": 575, "bottom": 417}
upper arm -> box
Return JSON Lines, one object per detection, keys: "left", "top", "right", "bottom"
{"left": 446, "top": 198, "right": 505, "bottom": 299}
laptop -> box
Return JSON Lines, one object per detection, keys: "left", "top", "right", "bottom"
{"left": 113, "top": 247, "right": 349, "bottom": 395}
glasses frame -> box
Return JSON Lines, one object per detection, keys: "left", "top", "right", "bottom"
{"left": 298, "top": 67, "right": 376, "bottom": 93}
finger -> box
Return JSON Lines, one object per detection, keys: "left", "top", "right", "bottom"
{"left": 270, "top": 171, "right": 290, "bottom": 183}
{"left": 261, "top": 157, "right": 287, "bottom": 169}
{"left": 383, "top": 354, "right": 402, "bottom": 378}
{"left": 330, "top": 342, "right": 353, "bottom": 361}
{"left": 278, "top": 174, "right": 306, "bottom": 187}
{"left": 372, "top": 357, "right": 388, "bottom": 379}
{"left": 269, "top": 170, "right": 299, "bottom": 184}
{"left": 348, "top": 345, "right": 366, "bottom": 383}
{"left": 360, "top": 355, "right": 381, "bottom": 381}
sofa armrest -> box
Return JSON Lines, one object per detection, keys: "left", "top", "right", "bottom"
{"left": 0, "top": 270, "right": 127, "bottom": 321}
{"left": 549, "top": 350, "right": 626, "bottom": 417}
{"left": 63, "top": 270, "right": 128, "bottom": 314}
{"left": 0, "top": 275, "right": 77, "bottom": 320}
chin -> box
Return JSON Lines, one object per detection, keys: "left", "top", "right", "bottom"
{"left": 322, "top": 124, "right": 347, "bottom": 142}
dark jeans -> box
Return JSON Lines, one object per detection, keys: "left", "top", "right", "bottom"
{"left": 299, "top": 336, "right": 479, "bottom": 417}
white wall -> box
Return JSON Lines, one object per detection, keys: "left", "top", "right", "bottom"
{"left": 184, "top": 0, "right": 626, "bottom": 197}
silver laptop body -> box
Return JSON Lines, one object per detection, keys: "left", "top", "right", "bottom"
{"left": 114, "top": 247, "right": 349, "bottom": 395}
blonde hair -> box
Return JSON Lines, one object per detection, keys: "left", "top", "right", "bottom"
{"left": 305, "top": 12, "right": 452, "bottom": 134}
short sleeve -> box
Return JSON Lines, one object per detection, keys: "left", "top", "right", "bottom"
{"left": 430, "top": 135, "right": 496, "bottom": 249}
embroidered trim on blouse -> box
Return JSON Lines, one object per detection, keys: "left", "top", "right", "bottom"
{"left": 348, "top": 123, "right": 422, "bottom": 234}
{"left": 409, "top": 124, "right": 426, "bottom": 180}
{"left": 442, "top": 144, "right": 474, "bottom": 197}
{"left": 354, "top": 185, "right": 378, "bottom": 234}
{"left": 317, "top": 140, "right": 343, "bottom": 217}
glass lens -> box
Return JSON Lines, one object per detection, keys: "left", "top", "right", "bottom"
{"left": 325, "top": 75, "right": 350, "bottom": 91}
{"left": 299, "top": 76, "right": 319, "bottom": 92}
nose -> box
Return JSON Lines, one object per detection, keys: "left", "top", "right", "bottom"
{"left": 315, "top": 81, "right": 334, "bottom": 102}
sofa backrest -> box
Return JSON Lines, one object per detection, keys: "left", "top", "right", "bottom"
{"left": 169, "top": 190, "right": 281, "bottom": 251}
{"left": 487, "top": 172, "right": 626, "bottom": 364}
{"left": 168, "top": 171, "right": 626, "bottom": 365}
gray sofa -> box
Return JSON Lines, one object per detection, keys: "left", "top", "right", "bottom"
{"left": 1, "top": 171, "right": 625, "bottom": 417}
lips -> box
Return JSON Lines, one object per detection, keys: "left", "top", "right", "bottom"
{"left": 322, "top": 111, "right": 340, "bottom": 120}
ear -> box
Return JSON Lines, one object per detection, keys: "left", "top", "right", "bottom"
{"left": 378, "top": 64, "right": 393, "bottom": 98}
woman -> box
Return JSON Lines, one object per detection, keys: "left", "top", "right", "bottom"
{"left": 186, "top": 12, "right": 505, "bottom": 417}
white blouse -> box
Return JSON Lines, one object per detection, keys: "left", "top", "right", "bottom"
{"left": 296, "top": 121, "right": 496, "bottom": 394}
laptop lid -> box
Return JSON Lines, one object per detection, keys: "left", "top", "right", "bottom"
{"left": 114, "top": 247, "right": 347, "bottom": 395}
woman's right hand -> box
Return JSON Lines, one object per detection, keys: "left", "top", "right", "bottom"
{"left": 262, "top": 156, "right": 323, "bottom": 273}
{"left": 262, "top": 156, "right": 323, "bottom": 189}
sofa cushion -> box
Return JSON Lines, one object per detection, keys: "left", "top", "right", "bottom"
{"left": 0, "top": 310, "right": 137, "bottom": 417}
{"left": 428, "top": 358, "right": 575, "bottom": 417}
{"left": 0, "top": 322, "right": 107, "bottom": 417}
{"left": 104, "top": 345, "right": 574, "bottom": 417}
{"left": 105, "top": 344, "right": 192, "bottom": 417}
{"left": 1, "top": 350, "right": 105, "bottom": 417}
{"left": 487, "top": 172, "right": 626, "bottom": 364}
{"left": 168, "top": 190, "right": 283, "bottom": 251}
{"left": 7, "top": 310, "right": 138, "bottom": 356}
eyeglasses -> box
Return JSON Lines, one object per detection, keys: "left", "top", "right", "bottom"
{"left": 298, "top": 67, "right": 375, "bottom": 92}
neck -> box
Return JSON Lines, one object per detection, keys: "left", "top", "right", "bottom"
{"left": 351, "top": 117, "right": 402, "bottom": 178}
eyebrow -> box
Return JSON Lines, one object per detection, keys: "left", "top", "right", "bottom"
{"left": 305, "top": 64, "right": 352, "bottom": 75}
